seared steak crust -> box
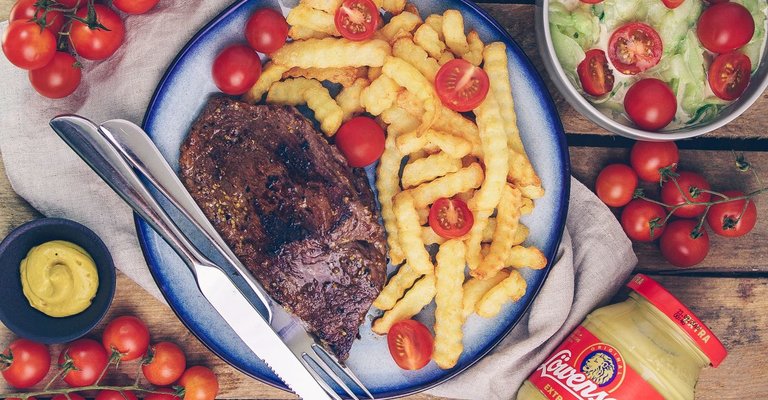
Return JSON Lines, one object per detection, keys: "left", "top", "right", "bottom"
{"left": 179, "top": 96, "right": 386, "bottom": 359}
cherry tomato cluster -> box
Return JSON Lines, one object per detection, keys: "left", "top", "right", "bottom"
{"left": 0, "top": 315, "right": 218, "bottom": 400}
{"left": 595, "top": 140, "right": 759, "bottom": 268}
{"left": 3, "top": 0, "right": 160, "bottom": 99}
{"left": 576, "top": 0, "right": 756, "bottom": 131}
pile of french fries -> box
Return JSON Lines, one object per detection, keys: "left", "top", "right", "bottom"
{"left": 243, "top": 0, "right": 548, "bottom": 370}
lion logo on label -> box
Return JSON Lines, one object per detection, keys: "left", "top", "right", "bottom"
{"left": 580, "top": 350, "right": 617, "bottom": 386}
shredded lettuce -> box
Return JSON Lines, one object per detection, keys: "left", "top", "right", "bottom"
{"left": 549, "top": 2, "right": 600, "bottom": 50}
{"left": 550, "top": 23, "right": 585, "bottom": 76}
{"left": 646, "top": 0, "right": 703, "bottom": 55}
{"left": 600, "top": 0, "right": 646, "bottom": 30}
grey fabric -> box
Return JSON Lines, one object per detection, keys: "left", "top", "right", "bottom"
{"left": 0, "top": 4, "right": 637, "bottom": 398}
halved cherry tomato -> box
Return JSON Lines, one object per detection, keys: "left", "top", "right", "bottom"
{"left": 660, "top": 170, "right": 712, "bottom": 218}
{"left": 113, "top": 0, "right": 159, "bottom": 14}
{"left": 429, "top": 197, "right": 474, "bottom": 239}
{"left": 29, "top": 51, "right": 82, "bottom": 99}
{"left": 697, "top": 2, "right": 755, "bottom": 54}
{"left": 577, "top": 49, "right": 614, "bottom": 96}
{"left": 630, "top": 141, "right": 679, "bottom": 183}
{"left": 10, "top": 0, "right": 65, "bottom": 34}
{"left": 70, "top": 4, "right": 125, "bottom": 61}
{"left": 624, "top": 78, "right": 676, "bottom": 131}
{"left": 608, "top": 22, "right": 663, "bottom": 75}
{"left": 246, "top": 8, "right": 289, "bottom": 54}
{"left": 706, "top": 190, "right": 757, "bottom": 237}
{"left": 661, "top": 0, "right": 685, "bottom": 8}
{"left": 1, "top": 339, "right": 51, "bottom": 389}
{"left": 708, "top": 52, "right": 751, "bottom": 101}
{"left": 334, "top": 116, "right": 385, "bottom": 167}
{"left": 659, "top": 219, "right": 709, "bottom": 268}
{"left": 211, "top": 45, "right": 262, "bottom": 95}
{"left": 595, "top": 164, "right": 638, "bottom": 208}
{"left": 2, "top": 20, "right": 57, "bottom": 70}
{"left": 435, "top": 59, "right": 490, "bottom": 112}
{"left": 620, "top": 199, "right": 666, "bottom": 242}
{"left": 387, "top": 320, "right": 433, "bottom": 370}
{"left": 334, "top": 0, "right": 378, "bottom": 41}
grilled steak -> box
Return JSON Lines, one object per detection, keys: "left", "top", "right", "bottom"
{"left": 179, "top": 96, "right": 387, "bottom": 360}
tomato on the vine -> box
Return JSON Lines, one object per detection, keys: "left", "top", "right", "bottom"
{"left": 624, "top": 79, "right": 676, "bottom": 131}
{"left": 54, "top": 0, "right": 82, "bottom": 7}
{"left": 577, "top": 49, "right": 614, "bottom": 97}
{"left": 144, "top": 388, "right": 181, "bottom": 400}
{"left": 435, "top": 59, "right": 490, "bottom": 112}
{"left": 113, "top": 0, "right": 160, "bottom": 15}
{"left": 697, "top": 2, "right": 755, "bottom": 54}
{"left": 2, "top": 20, "right": 57, "bottom": 70}
{"left": 59, "top": 338, "right": 109, "bottom": 387}
{"left": 334, "top": 116, "right": 385, "bottom": 167}
{"left": 429, "top": 197, "right": 474, "bottom": 239}
{"left": 620, "top": 199, "right": 666, "bottom": 242}
{"left": 178, "top": 366, "right": 219, "bottom": 400}
{"left": 630, "top": 141, "right": 679, "bottom": 182}
{"left": 595, "top": 164, "right": 638, "bottom": 207}
{"left": 142, "top": 341, "right": 187, "bottom": 386}
{"left": 660, "top": 219, "right": 710, "bottom": 268}
{"left": 708, "top": 52, "right": 752, "bottom": 101}
{"left": 608, "top": 22, "right": 663, "bottom": 75}
{"left": 29, "top": 51, "right": 82, "bottom": 99}
{"left": 10, "top": 0, "right": 65, "bottom": 34}
{"left": 1, "top": 339, "right": 51, "bottom": 389}
{"left": 70, "top": 4, "right": 126, "bottom": 61}
{"left": 660, "top": 170, "right": 712, "bottom": 218}
{"left": 387, "top": 319, "right": 433, "bottom": 370}
{"left": 95, "top": 390, "right": 139, "bottom": 400}
{"left": 211, "top": 45, "right": 262, "bottom": 95}
{"left": 102, "top": 315, "right": 150, "bottom": 361}
{"left": 706, "top": 190, "right": 757, "bottom": 237}
{"left": 245, "top": 8, "right": 289, "bottom": 54}
{"left": 334, "top": 0, "right": 379, "bottom": 41}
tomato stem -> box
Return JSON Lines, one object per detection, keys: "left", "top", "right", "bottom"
{"left": 1, "top": 385, "right": 179, "bottom": 399}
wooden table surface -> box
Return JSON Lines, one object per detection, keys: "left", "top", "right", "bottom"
{"left": 2, "top": 1, "right": 767, "bottom": 399}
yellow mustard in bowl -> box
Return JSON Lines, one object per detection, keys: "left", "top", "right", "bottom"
{"left": 20, "top": 240, "right": 99, "bottom": 318}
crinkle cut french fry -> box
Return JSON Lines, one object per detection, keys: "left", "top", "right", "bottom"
{"left": 403, "top": 2, "right": 419, "bottom": 15}
{"left": 267, "top": 78, "right": 343, "bottom": 136}
{"left": 465, "top": 87, "right": 509, "bottom": 270}
{"left": 474, "top": 185, "right": 522, "bottom": 280}
{"left": 427, "top": 130, "right": 472, "bottom": 159}
{"left": 414, "top": 24, "right": 446, "bottom": 60}
{"left": 424, "top": 14, "right": 444, "bottom": 40}
{"left": 382, "top": 0, "right": 407, "bottom": 14}
{"left": 433, "top": 239, "right": 466, "bottom": 369}
{"left": 476, "top": 270, "right": 527, "bottom": 318}
{"left": 286, "top": 4, "right": 340, "bottom": 36}
{"left": 283, "top": 66, "right": 367, "bottom": 87}
{"left": 483, "top": 42, "right": 543, "bottom": 199}
{"left": 243, "top": 62, "right": 289, "bottom": 104}
{"left": 382, "top": 56, "right": 437, "bottom": 136}
{"left": 442, "top": 10, "right": 469, "bottom": 56}
{"left": 272, "top": 38, "right": 391, "bottom": 69}
{"left": 462, "top": 271, "right": 509, "bottom": 319}
{"left": 360, "top": 75, "right": 402, "bottom": 116}
{"left": 483, "top": 220, "right": 529, "bottom": 245}
{"left": 396, "top": 129, "right": 428, "bottom": 155}
{"left": 507, "top": 246, "right": 548, "bottom": 270}
{"left": 394, "top": 191, "right": 435, "bottom": 274}
{"left": 379, "top": 11, "right": 422, "bottom": 43}
{"left": 373, "top": 263, "right": 422, "bottom": 310}
{"left": 462, "top": 30, "right": 484, "bottom": 66}
{"left": 376, "top": 128, "right": 405, "bottom": 265}
{"left": 336, "top": 78, "right": 369, "bottom": 121}
{"left": 402, "top": 152, "right": 462, "bottom": 189}
{"left": 395, "top": 89, "right": 425, "bottom": 118}
{"left": 368, "top": 66, "right": 383, "bottom": 81}
{"left": 380, "top": 106, "right": 421, "bottom": 134}
{"left": 417, "top": 205, "right": 429, "bottom": 226}
{"left": 421, "top": 225, "right": 445, "bottom": 245}
{"left": 433, "top": 106, "right": 482, "bottom": 156}
{"left": 521, "top": 197, "right": 534, "bottom": 215}
{"left": 303, "top": 0, "right": 342, "bottom": 13}
{"left": 438, "top": 51, "right": 455, "bottom": 65}
{"left": 409, "top": 163, "right": 484, "bottom": 209}
{"left": 372, "top": 275, "right": 436, "bottom": 334}
{"left": 392, "top": 38, "right": 441, "bottom": 83}
{"left": 266, "top": 78, "right": 324, "bottom": 105}
{"left": 288, "top": 25, "right": 328, "bottom": 40}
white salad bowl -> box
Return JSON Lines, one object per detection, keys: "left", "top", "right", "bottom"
{"left": 535, "top": 0, "right": 768, "bottom": 141}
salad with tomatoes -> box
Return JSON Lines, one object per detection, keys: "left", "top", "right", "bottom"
{"left": 550, "top": 0, "right": 767, "bottom": 131}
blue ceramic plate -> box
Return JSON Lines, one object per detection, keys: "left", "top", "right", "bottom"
{"left": 139, "top": 0, "right": 569, "bottom": 398}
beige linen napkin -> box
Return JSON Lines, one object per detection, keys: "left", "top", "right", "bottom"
{"left": 0, "top": 2, "right": 637, "bottom": 398}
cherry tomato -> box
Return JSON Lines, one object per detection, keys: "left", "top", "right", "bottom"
{"left": 142, "top": 342, "right": 187, "bottom": 386}
{"left": 53, "top": 394, "right": 85, "bottom": 400}
{"left": 629, "top": 140, "right": 679, "bottom": 182}
{"left": 577, "top": 49, "right": 614, "bottom": 96}
{"left": 706, "top": 190, "right": 757, "bottom": 237}
{"left": 334, "top": 0, "right": 378, "bottom": 41}
{"left": 428, "top": 197, "right": 474, "bottom": 239}
{"left": 620, "top": 199, "right": 667, "bottom": 242}
{"left": 112, "top": 0, "right": 159, "bottom": 14}
{"left": 708, "top": 52, "right": 752, "bottom": 101}
{"left": 7, "top": 397, "right": 37, "bottom": 400}
{"left": 608, "top": 22, "right": 663, "bottom": 75}
{"left": 29, "top": 51, "right": 82, "bottom": 98}
{"left": 435, "top": 59, "right": 490, "bottom": 112}
{"left": 145, "top": 388, "right": 181, "bottom": 400}
{"left": 211, "top": 45, "right": 262, "bottom": 95}
{"left": 59, "top": 338, "right": 109, "bottom": 387}
{"left": 0, "top": 339, "right": 50, "bottom": 389}
{"left": 70, "top": 4, "right": 125, "bottom": 60}
{"left": 334, "top": 116, "right": 385, "bottom": 167}
{"left": 178, "top": 366, "right": 219, "bottom": 400}
{"left": 595, "top": 164, "right": 638, "bottom": 207}
{"left": 95, "top": 390, "right": 138, "bottom": 400}
{"left": 102, "top": 315, "right": 150, "bottom": 361}
{"left": 697, "top": 2, "right": 755, "bottom": 54}
{"left": 624, "top": 79, "right": 676, "bottom": 131}
{"left": 660, "top": 219, "right": 710, "bottom": 268}
{"left": 2, "top": 20, "right": 57, "bottom": 70}
{"left": 245, "top": 8, "right": 289, "bottom": 54}
{"left": 662, "top": 0, "right": 685, "bottom": 8}
{"left": 10, "top": 0, "right": 65, "bottom": 34}
{"left": 387, "top": 319, "right": 433, "bottom": 370}
{"left": 660, "top": 170, "right": 712, "bottom": 218}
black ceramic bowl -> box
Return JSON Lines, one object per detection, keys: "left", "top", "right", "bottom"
{"left": 0, "top": 218, "right": 116, "bottom": 344}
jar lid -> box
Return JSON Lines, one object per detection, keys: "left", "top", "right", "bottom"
{"left": 628, "top": 274, "right": 727, "bottom": 367}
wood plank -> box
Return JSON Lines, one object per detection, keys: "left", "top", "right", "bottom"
{"left": 571, "top": 146, "right": 768, "bottom": 272}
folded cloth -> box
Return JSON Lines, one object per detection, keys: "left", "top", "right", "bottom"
{"left": 0, "top": 2, "right": 637, "bottom": 398}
